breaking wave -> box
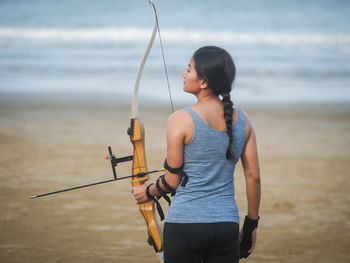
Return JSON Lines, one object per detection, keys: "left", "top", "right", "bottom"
{"left": 1, "top": 27, "right": 350, "bottom": 45}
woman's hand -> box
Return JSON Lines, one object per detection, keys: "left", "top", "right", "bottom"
{"left": 131, "top": 184, "right": 149, "bottom": 204}
{"left": 239, "top": 227, "right": 257, "bottom": 257}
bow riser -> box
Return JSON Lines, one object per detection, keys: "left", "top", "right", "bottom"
{"left": 129, "top": 117, "right": 163, "bottom": 253}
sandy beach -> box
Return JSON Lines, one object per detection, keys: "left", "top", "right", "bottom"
{"left": 0, "top": 94, "right": 349, "bottom": 263}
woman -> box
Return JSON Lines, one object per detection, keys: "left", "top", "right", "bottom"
{"left": 132, "top": 46, "right": 261, "bottom": 263}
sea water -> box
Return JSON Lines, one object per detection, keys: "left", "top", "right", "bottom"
{"left": 0, "top": 0, "right": 349, "bottom": 105}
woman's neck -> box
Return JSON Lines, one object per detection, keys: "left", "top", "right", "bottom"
{"left": 196, "top": 93, "right": 217, "bottom": 104}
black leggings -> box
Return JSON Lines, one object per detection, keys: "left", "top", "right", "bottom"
{"left": 164, "top": 222, "right": 239, "bottom": 263}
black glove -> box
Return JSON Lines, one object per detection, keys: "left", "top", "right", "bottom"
{"left": 240, "top": 215, "right": 259, "bottom": 259}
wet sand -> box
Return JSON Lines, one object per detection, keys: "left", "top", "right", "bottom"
{"left": 1, "top": 95, "right": 350, "bottom": 262}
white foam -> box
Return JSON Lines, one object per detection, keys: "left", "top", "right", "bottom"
{"left": 1, "top": 27, "right": 350, "bottom": 45}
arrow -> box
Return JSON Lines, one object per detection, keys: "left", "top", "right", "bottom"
{"left": 30, "top": 168, "right": 165, "bottom": 199}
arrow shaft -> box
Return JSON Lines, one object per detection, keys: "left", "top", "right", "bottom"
{"left": 30, "top": 169, "right": 164, "bottom": 199}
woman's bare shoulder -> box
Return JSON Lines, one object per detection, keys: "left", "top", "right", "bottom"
{"left": 167, "top": 108, "right": 194, "bottom": 140}
{"left": 235, "top": 107, "right": 254, "bottom": 137}
{"left": 168, "top": 108, "right": 193, "bottom": 126}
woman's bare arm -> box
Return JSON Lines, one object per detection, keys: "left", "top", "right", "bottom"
{"left": 133, "top": 110, "right": 192, "bottom": 202}
{"left": 241, "top": 112, "right": 261, "bottom": 220}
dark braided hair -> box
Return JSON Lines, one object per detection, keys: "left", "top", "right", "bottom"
{"left": 193, "top": 46, "right": 236, "bottom": 161}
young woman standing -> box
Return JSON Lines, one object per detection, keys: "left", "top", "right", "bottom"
{"left": 132, "top": 46, "right": 261, "bottom": 263}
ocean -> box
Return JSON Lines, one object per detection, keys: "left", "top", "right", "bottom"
{"left": 0, "top": 0, "right": 349, "bottom": 105}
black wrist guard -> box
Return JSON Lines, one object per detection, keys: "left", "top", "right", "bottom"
{"left": 240, "top": 215, "right": 260, "bottom": 259}
{"left": 146, "top": 184, "right": 154, "bottom": 199}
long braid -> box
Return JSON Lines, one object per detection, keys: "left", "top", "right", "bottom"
{"left": 193, "top": 46, "right": 236, "bottom": 162}
{"left": 222, "top": 92, "right": 236, "bottom": 162}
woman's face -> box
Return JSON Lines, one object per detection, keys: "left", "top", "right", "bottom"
{"left": 182, "top": 57, "right": 204, "bottom": 94}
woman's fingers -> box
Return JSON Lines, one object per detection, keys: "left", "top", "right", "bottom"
{"left": 132, "top": 184, "right": 148, "bottom": 203}
{"left": 248, "top": 228, "right": 257, "bottom": 253}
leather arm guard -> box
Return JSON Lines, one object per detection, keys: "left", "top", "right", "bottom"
{"left": 163, "top": 159, "right": 188, "bottom": 187}
{"left": 146, "top": 183, "right": 165, "bottom": 221}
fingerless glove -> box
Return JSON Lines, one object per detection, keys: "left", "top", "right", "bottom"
{"left": 240, "top": 215, "right": 259, "bottom": 258}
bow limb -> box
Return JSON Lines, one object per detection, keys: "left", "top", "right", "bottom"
{"left": 129, "top": 0, "right": 163, "bottom": 261}
{"left": 131, "top": 0, "right": 157, "bottom": 119}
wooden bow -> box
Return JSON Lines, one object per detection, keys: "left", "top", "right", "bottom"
{"left": 127, "top": 0, "right": 163, "bottom": 261}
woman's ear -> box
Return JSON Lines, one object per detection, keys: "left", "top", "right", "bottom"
{"left": 200, "top": 80, "right": 208, "bottom": 89}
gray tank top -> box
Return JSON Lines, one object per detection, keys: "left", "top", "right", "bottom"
{"left": 165, "top": 107, "right": 246, "bottom": 223}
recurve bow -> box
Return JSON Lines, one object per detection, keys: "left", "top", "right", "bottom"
{"left": 127, "top": 0, "right": 164, "bottom": 261}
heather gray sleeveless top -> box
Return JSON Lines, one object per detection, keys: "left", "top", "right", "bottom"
{"left": 165, "top": 107, "right": 246, "bottom": 224}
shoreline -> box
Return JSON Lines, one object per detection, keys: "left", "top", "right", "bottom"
{"left": 1, "top": 91, "right": 350, "bottom": 110}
